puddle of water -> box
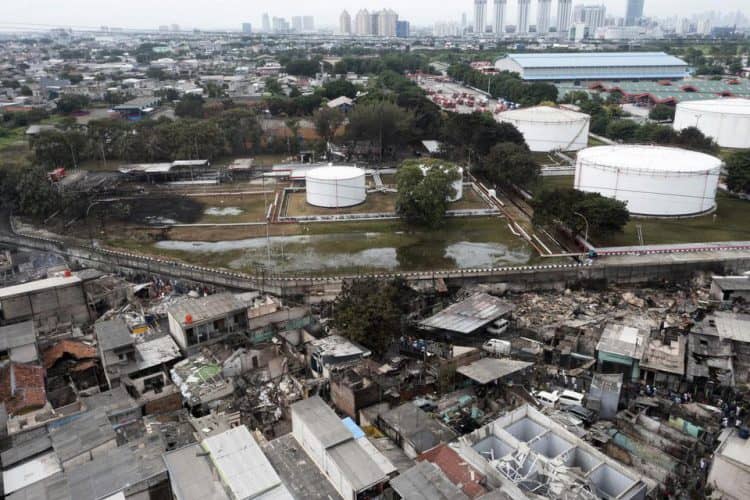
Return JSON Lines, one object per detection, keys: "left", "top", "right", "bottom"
{"left": 204, "top": 207, "right": 244, "bottom": 216}
{"left": 155, "top": 230, "right": 533, "bottom": 273}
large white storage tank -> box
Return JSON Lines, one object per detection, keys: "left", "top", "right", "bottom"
{"left": 496, "top": 106, "right": 590, "bottom": 152}
{"left": 574, "top": 145, "right": 721, "bottom": 217}
{"left": 673, "top": 98, "right": 750, "bottom": 149}
{"left": 419, "top": 164, "right": 464, "bottom": 201}
{"left": 305, "top": 166, "right": 366, "bottom": 208}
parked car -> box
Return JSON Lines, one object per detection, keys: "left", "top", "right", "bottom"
{"left": 558, "top": 390, "right": 585, "bottom": 408}
{"left": 482, "top": 338, "right": 511, "bottom": 356}
{"left": 486, "top": 318, "right": 509, "bottom": 335}
{"left": 536, "top": 390, "right": 560, "bottom": 408}
{"left": 563, "top": 405, "right": 596, "bottom": 426}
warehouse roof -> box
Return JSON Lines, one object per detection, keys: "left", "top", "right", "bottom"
{"left": 291, "top": 396, "right": 352, "bottom": 449}
{"left": 167, "top": 292, "right": 250, "bottom": 327}
{"left": 456, "top": 357, "right": 534, "bottom": 385}
{"left": 420, "top": 293, "right": 514, "bottom": 334}
{"left": 0, "top": 275, "right": 81, "bottom": 299}
{"left": 390, "top": 461, "right": 469, "bottom": 500}
{"left": 163, "top": 444, "right": 228, "bottom": 500}
{"left": 327, "top": 439, "right": 388, "bottom": 492}
{"left": 94, "top": 318, "right": 133, "bottom": 351}
{"left": 503, "top": 52, "right": 688, "bottom": 69}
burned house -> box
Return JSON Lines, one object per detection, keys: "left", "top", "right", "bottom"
{"left": 0, "top": 362, "right": 47, "bottom": 416}
{"left": 376, "top": 402, "right": 458, "bottom": 459}
{"left": 308, "top": 335, "right": 371, "bottom": 379}
{"left": 331, "top": 369, "right": 380, "bottom": 422}
{"left": 419, "top": 293, "right": 514, "bottom": 341}
{"left": 246, "top": 295, "right": 311, "bottom": 345}
{"left": 707, "top": 427, "right": 750, "bottom": 500}
{"left": 689, "top": 312, "right": 750, "bottom": 387}
{"left": 639, "top": 329, "right": 687, "bottom": 391}
{"left": 166, "top": 293, "right": 250, "bottom": 354}
{"left": 709, "top": 275, "right": 750, "bottom": 303}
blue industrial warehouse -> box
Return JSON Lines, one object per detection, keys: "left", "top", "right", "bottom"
{"left": 494, "top": 52, "right": 689, "bottom": 82}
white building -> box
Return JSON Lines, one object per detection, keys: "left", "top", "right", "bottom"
{"left": 493, "top": 0, "right": 506, "bottom": 36}
{"left": 557, "top": 0, "right": 573, "bottom": 34}
{"left": 377, "top": 9, "right": 398, "bottom": 37}
{"left": 537, "top": 0, "right": 552, "bottom": 34}
{"left": 474, "top": 0, "right": 487, "bottom": 34}
{"left": 355, "top": 9, "right": 371, "bottom": 35}
{"left": 339, "top": 10, "right": 351, "bottom": 35}
{"left": 517, "top": 0, "right": 531, "bottom": 33}
{"left": 707, "top": 428, "right": 750, "bottom": 500}
{"left": 573, "top": 4, "right": 607, "bottom": 31}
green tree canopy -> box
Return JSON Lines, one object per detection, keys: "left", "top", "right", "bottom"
{"left": 442, "top": 112, "right": 526, "bottom": 161}
{"left": 649, "top": 104, "right": 676, "bottom": 122}
{"left": 332, "top": 277, "right": 414, "bottom": 357}
{"left": 532, "top": 188, "right": 630, "bottom": 239}
{"left": 15, "top": 166, "right": 60, "bottom": 219}
{"left": 396, "top": 161, "right": 459, "bottom": 228}
{"left": 479, "top": 142, "right": 540, "bottom": 190}
{"left": 346, "top": 101, "right": 413, "bottom": 161}
{"left": 313, "top": 107, "right": 345, "bottom": 144}
{"left": 726, "top": 150, "right": 750, "bottom": 194}
{"left": 175, "top": 94, "right": 205, "bottom": 118}
{"left": 56, "top": 94, "right": 89, "bottom": 114}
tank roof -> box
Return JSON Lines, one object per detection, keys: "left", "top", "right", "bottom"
{"left": 306, "top": 165, "right": 364, "bottom": 180}
{"left": 497, "top": 105, "right": 590, "bottom": 123}
{"left": 577, "top": 145, "right": 722, "bottom": 173}
{"left": 677, "top": 97, "right": 750, "bottom": 115}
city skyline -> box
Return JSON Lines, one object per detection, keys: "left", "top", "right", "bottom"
{"left": 1, "top": 1, "right": 748, "bottom": 31}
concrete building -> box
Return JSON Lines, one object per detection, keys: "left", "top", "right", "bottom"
{"left": 340, "top": 10, "right": 352, "bottom": 35}
{"left": 376, "top": 402, "right": 457, "bottom": 459}
{"left": 536, "top": 0, "right": 552, "bottom": 34}
{"left": 493, "top": 0, "right": 506, "bottom": 36}
{"left": 396, "top": 20, "right": 410, "bottom": 38}
{"left": 390, "top": 461, "right": 469, "bottom": 500}
{"left": 456, "top": 404, "right": 651, "bottom": 498}
{"left": 166, "top": 293, "right": 250, "bottom": 353}
{"left": 710, "top": 275, "right": 750, "bottom": 303}
{"left": 494, "top": 52, "right": 689, "bottom": 81}
{"left": 49, "top": 410, "right": 118, "bottom": 468}
{"left": 573, "top": 4, "right": 607, "bottom": 31}
{"left": 377, "top": 9, "right": 398, "bottom": 37}
{"left": 292, "top": 16, "right": 303, "bottom": 33}
{"left": 690, "top": 312, "right": 750, "bottom": 387}
{"left": 0, "top": 275, "right": 90, "bottom": 330}
{"left": 474, "top": 0, "right": 487, "bottom": 34}
{"left": 291, "top": 396, "right": 389, "bottom": 500}
{"left": 355, "top": 9, "right": 371, "bottom": 36}
{"left": 308, "top": 334, "right": 371, "bottom": 378}
{"left": 241, "top": 22, "right": 252, "bottom": 34}
{"left": 262, "top": 13, "right": 270, "bottom": 32}
{"left": 0, "top": 320, "right": 38, "bottom": 363}
{"left": 303, "top": 16, "right": 314, "bottom": 32}
{"left": 557, "top": 0, "right": 573, "bottom": 34}
{"left": 331, "top": 369, "right": 380, "bottom": 421}
{"left": 706, "top": 428, "right": 750, "bottom": 500}
{"left": 625, "top": 0, "right": 645, "bottom": 26}
{"left": 517, "top": 0, "right": 531, "bottom": 34}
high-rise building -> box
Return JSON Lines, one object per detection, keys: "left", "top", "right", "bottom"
{"left": 517, "top": 0, "right": 531, "bottom": 34}
{"left": 573, "top": 4, "right": 606, "bottom": 31}
{"left": 292, "top": 16, "right": 303, "bottom": 32}
{"left": 339, "top": 10, "right": 352, "bottom": 35}
{"left": 242, "top": 22, "right": 252, "bottom": 34}
{"left": 625, "top": 0, "right": 645, "bottom": 26}
{"left": 697, "top": 18, "right": 712, "bottom": 36}
{"left": 303, "top": 16, "right": 314, "bottom": 32}
{"left": 262, "top": 13, "right": 270, "bottom": 32}
{"left": 396, "top": 20, "right": 410, "bottom": 38}
{"left": 434, "top": 21, "right": 461, "bottom": 37}
{"left": 557, "top": 0, "right": 573, "bottom": 34}
{"left": 378, "top": 9, "right": 398, "bottom": 37}
{"left": 171, "top": 24, "right": 180, "bottom": 32}
{"left": 493, "top": 0, "right": 506, "bottom": 36}
{"left": 474, "top": 0, "right": 487, "bottom": 34}
{"left": 537, "top": 0, "right": 552, "bottom": 33}
{"left": 370, "top": 11, "right": 380, "bottom": 35}
{"left": 355, "top": 9, "right": 371, "bottom": 36}
{"left": 272, "top": 17, "right": 289, "bottom": 33}
{"left": 461, "top": 12, "right": 468, "bottom": 31}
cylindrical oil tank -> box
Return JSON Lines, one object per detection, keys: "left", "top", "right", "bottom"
{"left": 574, "top": 145, "right": 721, "bottom": 217}
{"left": 305, "top": 166, "right": 366, "bottom": 208}
{"left": 673, "top": 98, "right": 750, "bottom": 149}
{"left": 496, "top": 106, "right": 591, "bottom": 152}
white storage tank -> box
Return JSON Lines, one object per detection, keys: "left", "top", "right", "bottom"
{"left": 673, "top": 98, "right": 750, "bottom": 149}
{"left": 305, "top": 166, "right": 366, "bottom": 208}
{"left": 496, "top": 106, "right": 591, "bottom": 152}
{"left": 419, "top": 164, "right": 464, "bottom": 202}
{"left": 574, "top": 145, "right": 721, "bottom": 217}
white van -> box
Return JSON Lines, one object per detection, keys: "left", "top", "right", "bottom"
{"left": 558, "top": 390, "right": 585, "bottom": 408}
{"left": 482, "top": 338, "right": 511, "bottom": 356}
{"left": 486, "top": 318, "right": 509, "bottom": 335}
{"left": 536, "top": 390, "right": 560, "bottom": 408}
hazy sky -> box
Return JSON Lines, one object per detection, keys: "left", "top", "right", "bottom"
{"left": 1, "top": 0, "right": 746, "bottom": 30}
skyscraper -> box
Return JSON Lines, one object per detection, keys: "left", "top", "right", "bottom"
{"left": 339, "top": 10, "right": 351, "bottom": 35}
{"left": 355, "top": 9, "right": 371, "bottom": 36}
{"left": 474, "top": 0, "right": 487, "bottom": 34}
{"left": 242, "top": 23, "right": 252, "bottom": 34}
{"left": 537, "top": 0, "right": 552, "bottom": 33}
{"left": 557, "top": 0, "right": 572, "bottom": 34}
{"left": 396, "top": 20, "right": 410, "bottom": 38}
{"left": 262, "top": 13, "right": 270, "bottom": 32}
{"left": 625, "top": 0, "right": 645, "bottom": 26}
{"left": 573, "top": 5, "right": 606, "bottom": 31}
{"left": 517, "top": 0, "right": 531, "bottom": 34}
{"left": 292, "top": 16, "right": 303, "bottom": 32}
{"left": 378, "top": 9, "right": 398, "bottom": 37}
{"left": 493, "top": 0, "right": 506, "bottom": 36}
{"left": 303, "top": 16, "right": 314, "bottom": 32}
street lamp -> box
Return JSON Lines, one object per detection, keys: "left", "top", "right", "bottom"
{"left": 573, "top": 211, "right": 589, "bottom": 242}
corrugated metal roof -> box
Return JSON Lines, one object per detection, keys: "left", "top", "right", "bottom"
{"left": 94, "top": 319, "right": 133, "bottom": 351}
{"left": 326, "top": 439, "right": 387, "bottom": 492}
{"left": 167, "top": 293, "right": 249, "bottom": 327}
{"left": 0, "top": 276, "right": 81, "bottom": 300}
{"left": 49, "top": 410, "right": 116, "bottom": 463}
{"left": 713, "top": 312, "right": 750, "bottom": 343}
{"left": 596, "top": 323, "right": 649, "bottom": 360}
{"left": 163, "top": 444, "right": 232, "bottom": 500}
{"left": 419, "top": 293, "right": 513, "bottom": 334}
{"left": 291, "top": 396, "right": 352, "bottom": 449}
{"left": 506, "top": 52, "right": 687, "bottom": 69}
{"left": 456, "top": 358, "right": 534, "bottom": 385}
{"left": 5, "top": 472, "right": 70, "bottom": 500}
{"left": 390, "top": 461, "right": 469, "bottom": 500}
{"left": 2, "top": 451, "right": 62, "bottom": 496}
{"left": 0, "top": 320, "right": 35, "bottom": 351}
{"left": 202, "top": 426, "right": 288, "bottom": 500}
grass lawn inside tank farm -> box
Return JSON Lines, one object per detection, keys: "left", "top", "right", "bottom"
{"left": 534, "top": 177, "right": 750, "bottom": 246}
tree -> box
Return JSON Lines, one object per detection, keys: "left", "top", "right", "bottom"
{"left": 332, "top": 277, "right": 414, "bottom": 357}
{"left": 605, "top": 119, "right": 639, "bottom": 142}
{"left": 284, "top": 59, "right": 320, "bottom": 77}
{"left": 674, "top": 126, "right": 718, "bottom": 154}
{"left": 346, "top": 101, "right": 413, "bottom": 161}
{"left": 285, "top": 118, "right": 300, "bottom": 154}
{"left": 319, "top": 79, "right": 357, "bottom": 99}
{"left": 396, "top": 162, "right": 459, "bottom": 228}
{"left": 480, "top": 142, "right": 540, "bottom": 189}
{"left": 442, "top": 112, "right": 526, "bottom": 161}
{"left": 532, "top": 188, "right": 630, "bottom": 238}
{"left": 19, "top": 85, "right": 32, "bottom": 96}
{"left": 649, "top": 104, "right": 676, "bottom": 122}
{"left": 726, "top": 150, "right": 750, "bottom": 194}
{"left": 264, "top": 78, "right": 283, "bottom": 96}
{"left": 56, "top": 94, "right": 89, "bottom": 114}
{"left": 175, "top": 94, "right": 204, "bottom": 118}
{"left": 15, "top": 166, "right": 60, "bottom": 218}
{"left": 313, "top": 107, "right": 344, "bottom": 144}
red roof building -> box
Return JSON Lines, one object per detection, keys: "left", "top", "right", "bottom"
{"left": 0, "top": 363, "right": 47, "bottom": 415}
{"left": 418, "top": 443, "right": 488, "bottom": 498}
